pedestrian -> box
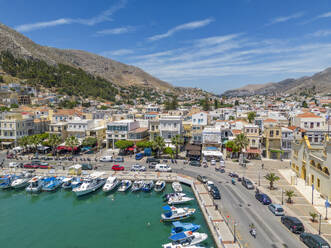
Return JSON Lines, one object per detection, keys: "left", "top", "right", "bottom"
{"left": 261, "top": 163, "right": 264, "bottom": 170}
{"left": 62, "top": 166, "right": 65, "bottom": 170}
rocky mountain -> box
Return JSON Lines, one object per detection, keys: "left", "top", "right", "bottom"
{"left": 0, "top": 22, "right": 172, "bottom": 91}
{"left": 222, "top": 67, "right": 331, "bottom": 97}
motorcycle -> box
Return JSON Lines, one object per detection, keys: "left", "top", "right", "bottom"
{"left": 231, "top": 178, "right": 236, "bottom": 185}
{"left": 249, "top": 225, "right": 256, "bottom": 238}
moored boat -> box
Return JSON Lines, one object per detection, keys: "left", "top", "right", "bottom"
{"left": 26, "top": 176, "right": 44, "bottom": 193}
{"left": 142, "top": 180, "right": 154, "bottom": 192}
{"left": 103, "top": 176, "right": 120, "bottom": 193}
{"left": 168, "top": 194, "right": 194, "bottom": 205}
{"left": 131, "top": 180, "right": 144, "bottom": 192}
{"left": 71, "top": 177, "right": 83, "bottom": 189}
{"left": 73, "top": 172, "right": 106, "bottom": 197}
{"left": 154, "top": 180, "right": 166, "bottom": 192}
{"left": 42, "top": 177, "right": 64, "bottom": 192}
{"left": 163, "top": 193, "right": 186, "bottom": 202}
{"left": 172, "top": 182, "right": 182, "bottom": 193}
{"left": 62, "top": 177, "right": 73, "bottom": 189}
{"left": 162, "top": 231, "right": 208, "bottom": 247}
{"left": 0, "top": 175, "right": 14, "bottom": 189}
{"left": 161, "top": 205, "right": 195, "bottom": 222}
{"left": 118, "top": 180, "right": 132, "bottom": 192}
{"left": 171, "top": 221, "right": 200, "bottom": 235}
{"left": 11, "top": 172, "right": 33, "bottom": 189}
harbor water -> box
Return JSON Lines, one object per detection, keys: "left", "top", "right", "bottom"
{"left": 0, "top": 183, "right": 216, "bottom": 248}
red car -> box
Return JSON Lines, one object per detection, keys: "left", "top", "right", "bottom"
{"left": 23, "top": 163, "right": 39, "bottom": 169}
{"left": 112, "top": 164, "right": 124, "bottom": 171}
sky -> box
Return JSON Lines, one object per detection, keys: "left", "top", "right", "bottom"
{"left": 1, "top": 0, "right": 331, "bottom": 93}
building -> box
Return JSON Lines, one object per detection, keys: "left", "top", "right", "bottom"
{"left": 262, "top": 123, "right": 282, "bottom": 159}
{"left": 159, "top": 116, "right": 183, "bottom": 142}
{"left": 244, "top": 124, "right": 261, "bottom": 158}
{"left": 191, "top": 112, "right": 208, "bottom": 144}
{"left": 48, "top": 122, "right": 68, "bottom": 138}
{"left": 67, "top": 118, "right": 96, "bottom": 139}
{"left": 148, "top": 119, "right": 160, "bottom": 141}
{"left": 202, "top": 127, "right": 222, "bottom": 147}
{"left": 106, "top": 120, "right": 139, "bottom": 148}
{"left": 281, "top": 127, "right": 293, "bottom": 159}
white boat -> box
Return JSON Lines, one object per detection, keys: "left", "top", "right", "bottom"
{"left": 162, "top": 231, "right": 208, "bottom": 247}
{"left": 162, "top": 245, "right": 204, "bottom": 248}
{"left": 26, "top": 176, "right": 44, "bottom": 193}
{"left": 103, "top": 176, "right": 120, "bottom": 193}
{"left": 11, "top": 172, "right": 33, "bottom": 189}
{"left": 161, "top": 205, "right": 195, "bottom": 222}
{"left": 73, "top": 172, "right": 106, "bottom": 197}
{"left": 172, "top": 182, "right": 183, "bottom": 193}
{"left": 131, "top": 180, "right": 144, "bottom": 192}
{"left": 118, "top": 180, "right": 132, "bottom": 192}
{"left": 62, "top": 177, "right": 73, "bottom": 189}
{"left": 168, "top": 194, "right": 194, "bottom": 205}
{"left": 154, "top": 180, "right": 166, "bottom": 192}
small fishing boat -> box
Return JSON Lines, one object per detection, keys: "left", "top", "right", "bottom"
{"left": 62, "top": 177, "right": 73, "bottom": 189}
{"left": 26, "top": 176, "right": 44, "bottom": 193}
{"left": 118, "top": 180, "right": 132, "bottom": 192}
{"left": 171, "top": 221, "right": 200, "bottom": 235}
{"left": 42, "top": 177, "right": 64, "bottom": 192}
{"left": 168, "top": 194, "right": 194, "bottom": 205}
{"left": 163, "top": 193, "right": 186, "bottom": 202}
{"left": 73, "top": 172, "right": 106, "bottom": 197}
{"left": 131, "top": 180, "right": 144, "bottom": 192}
{"left": 142, "top": 180, "right": 154, "bottom": 192}
{"left": 103, "top": 176, "right": 120, "bottom": 193}
{"left": 172, "top": 182, "right": 183, "bottom": 193}
{"left": 162, "top": 231, "right": 208, "bottom": 247}
{"left": 0, "top": 175, "right": 14, "bottom": 189}
{"left": 161, "top": 205, "right": 195, "bottom": 222}
{"left": 71, "top": 177, "right": 83, "bottom": 189}
{"left": 154, "top": 180, "right": 166, "bottom": 192}
{"left": 11, "top": 172, "right": 33, "bottom": 189}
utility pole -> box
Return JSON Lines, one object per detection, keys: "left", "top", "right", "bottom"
{"left": 312, "top": 184, "right": 314, "bottom": 205}
{"left": 281, "top": 188, "right": 284, "bottom": 205}
{"left": 319, "top": 214, "right": 322, "bottom": 235}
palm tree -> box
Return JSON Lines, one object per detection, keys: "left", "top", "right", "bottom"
{"left": 310, "top": 212, "right": 318, "bottom": 222}
{"left": 171, "top": 135, "right": 184, "bottom": 159}
{"left": 65, "top": 136, "right": 79, "bottom": 155}
{"left": 285, "top": 190, "right": 295, "bottom": 203}
{"left": 30, "top": 135, "right": 42, "bottom": 153}
{"left": 234, "top": 133, "right": 249, "bottom": 155}
{"left": 264, "top": 173, "right": 280, "bottom": 190}
{"left": 18, "top": 136, "right": 29, "bottom": 153}
{"left": 152, "top": 136, "right": 165, "bottom": 158}
{"left": 48, "top": 134, "right": 62, "bottom": 156}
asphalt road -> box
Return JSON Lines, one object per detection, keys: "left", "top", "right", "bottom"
{"left": 1, "top": 154, "right": 303, "bottom": 248}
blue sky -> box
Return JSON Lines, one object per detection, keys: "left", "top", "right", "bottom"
{"left": 1, "top": 0, "right": 331, "bottom": 93}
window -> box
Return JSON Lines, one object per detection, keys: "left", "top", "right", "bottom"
{"left": 317, "top": 122, "right": 320, "bottom": 127}
{"left": 314, "top": 136, "right": 319, "bottom": 143}
{"left": 270, "top": 130, "right": 274, "bottom": 137}
{"left": 276, "top": 130, "right": 279, "bottom": 136}
{"left": 174, "top": 123, "right": 177, "bottom": 128}
{"left": 310, "top": 123, "right": 314, "bottom": 128}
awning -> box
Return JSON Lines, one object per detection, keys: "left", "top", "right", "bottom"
{"left": 1, "top": 141, "right": 13, "bottom": 145}
{"left": 246, "top": 148, "right": 261, "bottom": 154}
{"left": 188, "top": 150, "right": 201, "bottom": 156}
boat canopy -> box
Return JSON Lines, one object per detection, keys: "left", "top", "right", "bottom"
{"left": 173, "top": 221, "right": 194, "bottom": 229}
{"left": 169, "top": 232, "right": 189, "bottom": 241}
{"left": 163, "top": 205, "right": 172, "bottom": 211}
{"left": 62, "top": 178, "right": 72, "bottom": 182}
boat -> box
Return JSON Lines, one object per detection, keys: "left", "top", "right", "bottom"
{"left": 118, "top": 180, "right": 132, "bottom": 192}
{"left": 161, "top": 205, "right": 195, "bottom": 222}
{"left": 142, "top": 180, "right": 154, "bottom": 192}
{"left": 11, "top": 172, "right": 33, "bottom": 189}
{"left": 62, "top": 177, "right": 73, "bottom": 189}
{"left": 172, "top": 182, "right": 183, "bottom": 193}
{"left": 71, "top": 177, "right": 83, "bottom": 189}
{"left": 26, "top": 176, "right": 45, "bottom": 193}
{"left": 162, "top": 231, "right": 208, "bottom": 247}
{"left": 131, "top": 180, "right": 144, "bottom": 192}
{"left": 154, "top": 180, "right": 166, "bottom": 192}
{"left": 162, "top": 245, "right": 204, "bottom": 248}
{"left": 103, "top": 176, "right": 120, "bottom": 193}
{"left": 0, "top": 175, "right": 14, "bottom": 189}
{"left": 168, "top": 194, "right": 194, "bottom": 205}
{"left": 171, "top": 221, "right": 200, "bottom": 235}
{"left": 163, "top": 193, "right": 186, "bottom": 202}
{"left": 73, "top": 172, "right": 106, "bottom": 197}
{"left": 42, "top": 177, "right": 64, "bottom": 192}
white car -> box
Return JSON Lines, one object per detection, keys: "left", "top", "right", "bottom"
{"left": 131, "top": 164, "right": 146, "bottom": 171}
{"left": 211, "top": 160, "right": 216, "bottom": 165}
{"left": 99, "top": 156, "right": 113, "bottom": 162}
{"left": 9, "top": 162, "right": 23, "bottom": 168}
{"left": 155, "top": 164, "right": 172, "bottom": 172}
{"left": 207, "top": 181, "right": 215, "bottom": 192}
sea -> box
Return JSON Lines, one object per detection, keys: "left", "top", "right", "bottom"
{"left": 0, "top": 183, "right": 216, "bottom": 248}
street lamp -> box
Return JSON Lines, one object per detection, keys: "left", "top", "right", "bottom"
{"left": 281, "top": 188, "right": 284, "bottom": 205}
{"left": 319, "top": 214, "right": 322, "bottom": 235}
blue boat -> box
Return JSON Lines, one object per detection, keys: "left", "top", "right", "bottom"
{"left": 42, "top": 177, "right": 63, "bottom": 191}
{"left": 0, "top": 175, "right": 14, "bottom": 189}
{"left": 171, "top": 221, "right": 200, "bottom": 235}
{"left": 142, "top": 181, "right": 154, "bottom": 192}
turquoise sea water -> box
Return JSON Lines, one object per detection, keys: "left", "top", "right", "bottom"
{"left": 0, "top": 184, "right": 215, "bottom": 248}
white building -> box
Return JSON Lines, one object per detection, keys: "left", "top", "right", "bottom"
{"left": 106, "top": 120, "right": 139, "bottom": 148}
{"left": 202, "top": 127, "right": 222, "bottom": 147}
{"left": 159, "top": 116, "right": 183, "bottom": 142}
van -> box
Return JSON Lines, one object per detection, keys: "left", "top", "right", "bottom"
{"left": 99, "top": 156, "right": 113, "bottom": 162}
{"left": 300, "top": 233, "right": 330, "bottom": 248}
{"left": 155, "top": 164, "right": 172, "bottom": 172}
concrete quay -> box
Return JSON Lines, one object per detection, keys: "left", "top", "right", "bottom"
{"left": 1, "top": 168, "right": 238, "bottom": 248}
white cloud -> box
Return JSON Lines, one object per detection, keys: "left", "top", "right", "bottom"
{"left": 310, "top": 30, "right": 331, "bottom": 37}
{"left": 267, "top": 12, "right": 304, "bottom": 25}
{"left": 148, "top": 18, "right": 214, "bottom": 41}
{"left": 15, "top": 0, "right": 127, "bottom": 32}
{"left": 101, "top": 49, "right": 134, "bottom": 57}
{"left": 317, "top": 11, "right": 331, "bottom": 19}
{"left": 96, "top": 26, "right": 136, "bottom": 36}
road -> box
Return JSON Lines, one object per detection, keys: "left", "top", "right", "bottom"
{"left": 1, "top": 154, "right": 303, "bottom": 248}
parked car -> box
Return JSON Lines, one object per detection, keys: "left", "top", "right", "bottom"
{"left": 23, "top": 163, "right": 39, "bottom": 169}
{"left": 81, "top": 164, "right": 93, "bottom": 170}
{"left": 255, "top": 193, "right": 272, "bottom": 205}
{"left": 207, "top": 181, "right": 215, "bottom": 192}
{"left": 6, "top": 153, "right": 14, "bottom": 159}
{"left": 155, "top": 164, "right": 172, "bottom": 172}
{"left": 210, "top": 186, "right": 221, "bottom": 199}
{"left": 112, "top": 165, "right": 124, "bottom": 171}
{"left": 197, "top": 175, "right": 208, "bottom": 183}
{"left": 135, "top": 153, "right": 144, "bottom": 160}
{"left": 300, "top": 232, "right": 330, "bottom": 248}
{"left": 219, "top": 168, "right": 225, "bottom": 173}
{"left": 99, "top": 156, "right": 113, "bottom": 162}
{"left": 148, "top": 163, "right": 156, "bottom": 169}
{"left": 39, "top": 164, "right": 51, "bottom": 169}
{"left": 32, "top": 160, "right": 48, "bottom": 166}
{"left": 131, "top": 164, "right": 146, "bottom": 172}
{"left": 281, "top": 216, "right": 305, "bottom": 234}
{"left": 268, "top": 203, "right": 285, "bottom": 216}
{"left": 9, "top": 162, "right": 23, "bottom": 168}
{"left": 189, "top": 161, "right": 201, "bottom": 167}
{"left": 242, "top": 178, "right": 254, "bottom": 189}
{"left": 113, "top": 157, "right": 124, "bottom": 163}
{"left": 146, "top": 158, "right": 160, "bottom": 164}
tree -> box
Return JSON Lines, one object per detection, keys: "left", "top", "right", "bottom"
{"left": 214, "top": 99, "right": 220, "bottom": 109}
{"left": 310, "top": 212, "right": 318, "bottom": 222}
{"left": 0, "top": 75, "right": 3, "bottom": 83}
{"left": 152, "top": 136, "right": 165, "bottom": 158}
{"left": 202, "top": 96, "right": 210, "bottom": 111}
{"left": 164, "top": 147, "right": 174, "bottom": 158}
{"left": 136, "top": 140, "right": 152, "bottom": 149}
{"left": 48, "top": 134, "right": 62, "bottom": 155}
{"left": 285, "top": 190, "right": 295, "bottom": 203}
{"left": 82, "top": 137, "right": 97, "bottom": 147}
{"left": 29, "top": 134, "right": 42, "bottom": 152}
{"left": 171, "top": 134, "right": 184, "bottom": 159}
{"left": 65, "top": 136, "right": 79, "bottom": 155}
{"left": 10, "top": 103, "right": 19, "bottom": 109}
{"left": 302, "top": 101, "right": 308, "bottom": 108}
{"left": 235, "top": 100, "right": 239, "bottom": 106}
{"left": 264, "top": 173, "right": 280, "bottom": 190}
{"left": 234, "top": 133, "right": 249, "bottom": 154}
{"left": 247, "top": 112, "right": 256, "bottom": 123}
{"left": 114, "top": 140, "right": 133, "bottom": 150}
{"left": 18, "top": 136, "right": 30, "bottom": 152}
{"left": 229, "top": 116, "right": 235, "bottom": 120}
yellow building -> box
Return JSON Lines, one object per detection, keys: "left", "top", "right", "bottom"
{"left": 263, "top": 119, "right": 282, "bottom": 159}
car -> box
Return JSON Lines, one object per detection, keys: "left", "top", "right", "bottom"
{"left": 211, "top": 186, "right": 221, "bottom": 199}
{"left": 113, "top": 157, "right": 124, "bottom": 163}
{"left": 281, "top": 216, "right": 305, "bottom": 234}
{"left": 99, "top": 156, "right": 113, "bottom": 162}
{"left": 202, "top": 161, "right": 208, "bottom": 167}
{"left": 300, "top": 232, "right": 330, "bottom": 248}
{"left": 131, "top": 164, "right": 146, "bottom": 172}
{"left": 23, "top": 163, "right": 39, "bottom": 169}
{"left": 268, "top": 203, "right": 285, "bottom": 216}
{"left": 148, "top": 163, "right": 156, "bottom": 169}
{"left": 112, "top": 165, "right": 124, "bottom": 171}
{"left": 31, "top": 160, "right": 48, "bottom": 166}
{"left": 242, "top": 178, "right": 254, "bottom": 189}
{"left": 219, "top": 168, "right": 225, "bottom": 173}
{"left": 146, "top": 158, "right": 160, "bottom": 164}
{"left": 189, "top": 161, "right": 201, "bottom": 167}
{"left": 39, "top": 164, "right": 51, "bottom": 169}
{"left": 255, "top": 193, "right": 272, "bottom": 205}
{"left": 9, "top": 162, "right": 23, "bottom": 168}
{"left": 228, "top": 172, "right": 239, "bottom": 178}
{"left": 81, "top": 164, "right": 93, "bottom": 170}
{"left": 155, "top": 164, "right": 172, "bottom": 172}
{"left": 6, "top": 153, "right": 14, "bottom": 159}
{"left": 197, "top": 175, "right": 208, "bottom": 183}
{"left": 135, "top": 153, "right": 144, "bottom": 160}
{"left": 210, "top": 159, "right": 216, "bottom": 165}
{"left": 206, "top": 181, "right": 215, "bottom": 192}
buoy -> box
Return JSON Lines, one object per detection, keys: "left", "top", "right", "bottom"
{"left": 147, "top": 222, "right": 151, "bottom": 226}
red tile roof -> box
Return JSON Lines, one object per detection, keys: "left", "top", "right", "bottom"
{"left": 296, "top": 112, "right": 320, "bottom": 118}
{"left": 264, "top": 118, "right": 277, "bottom": 123}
